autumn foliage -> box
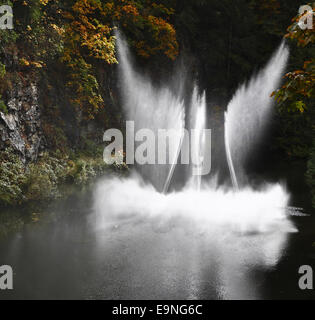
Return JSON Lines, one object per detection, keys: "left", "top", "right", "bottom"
{"left": 7, "top": 0, "right": 178, "bottom": 119}
{"left": 60, "top": 0, "right": 178, "bottom": 118}
{"left": 272, "top": 4, "right": 314, "bottom": 113}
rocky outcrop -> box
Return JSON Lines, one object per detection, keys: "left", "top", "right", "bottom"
{"left": 0, "top": 79, "right": 44, "bottom": 162}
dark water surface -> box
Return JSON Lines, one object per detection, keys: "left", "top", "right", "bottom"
{"left": 0, "top": 163, "right": 314, "bottom": 300}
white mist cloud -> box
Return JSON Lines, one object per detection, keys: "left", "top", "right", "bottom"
{"left": 93, "top": 173, "right": 296, "bottom": 235}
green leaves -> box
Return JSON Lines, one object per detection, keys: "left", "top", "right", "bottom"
{"left": 0, "top": 95, "right": 8, "bottom": 114}
{"left": 273, "top": 59, "right": 314, "bottom": 113}
{"left": 294, "top": 101, "right": 306, "bottom": 113}
{"left": 0, "top": 62, "right": 6, "bottom": 78}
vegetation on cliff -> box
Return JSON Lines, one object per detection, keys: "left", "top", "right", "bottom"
{"left": 0, "top": 146, "right": 127, "bottom": 206}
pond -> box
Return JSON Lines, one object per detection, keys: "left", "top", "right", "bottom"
{"left": 0, "top": 162, "right": 314, "bottom": 300}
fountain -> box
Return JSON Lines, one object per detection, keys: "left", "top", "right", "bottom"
{"left": 94, "top": 33, "right": 296, "bottom": 296}
{"left": 225, "top": 42, "right": 289, "bottom": 188}
{"left": 188, "top": 87, "right": 207, "bottom": 190}
{"left": 115, "top": 32, "right": 290, "bottom": 193}
{"left": 116, "top": 32, "right": 185, "bottom": 193}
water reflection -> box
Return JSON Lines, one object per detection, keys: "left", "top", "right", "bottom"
{"left": 0, "top": 172, "right": 299, "bottom": 300}
{"left": 89, "top": 175, "right": 296, "bottom": 300}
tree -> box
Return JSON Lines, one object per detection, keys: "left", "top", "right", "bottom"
{"left": 61, "top": 0, "right": 178, "bottom": 118}
{"left": 272, "top": 3, "right": 314, "bottom": 113}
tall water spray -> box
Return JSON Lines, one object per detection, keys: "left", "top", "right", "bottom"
{"left": 116, "top": 32, "right": 208, "bottom": 192}
{"left": 188, "top": 87, "right": 207, "bottom": 190}
{"left": 225, "top": 42, "right": 289, "bottom": 189}
{"left": 116, "top": 32, "right": 185, "bottom": 192}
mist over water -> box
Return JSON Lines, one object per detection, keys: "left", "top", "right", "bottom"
{"left": 94, "top": 175, "right": 295, "bottom": 234}
{"left": 93, "top": 174, "right": 295, "bottom": 299}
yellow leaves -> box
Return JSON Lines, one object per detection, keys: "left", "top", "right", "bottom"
{"left": 72, "top": 0, "right": 101, "bottom": 16}
{"left": 19, "top": 58, "right": 45, "bottom": 69}
{"left": 19, "top": 58, "right": 30, "bottom": 66}
{"left": 82, "top": 34, "right": 117, "bottom": 63}
{"left": 31, "top": 61, "right": 44, "bottom": 68}
{"left": 39, "top": 0, "right": 49, "bottom": 6}
{"left": 64, "top": 0, "right": 178, "bottom": 62}
{"left": 295, "top": 101, "right": 306, "bottom": 113}
{"left": 59, "top": 0, "right": 179, "bottom": 118}
{"left": 62, "top": 52, "right": 106, "bottom": 118}
{"left": 104, "top": 2, "right": 114, "bottom": 14}
{"left": 63, "top": 1, "right": 117, "bottom": 65}
{"left": 51, "top": 24, "right": 65, "bottom": 36}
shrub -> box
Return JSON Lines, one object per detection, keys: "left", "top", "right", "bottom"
{"left": 24, "top": 153, "right": 68, "bottom": 201}
{"left": 0, "top": 148, "right": 27, "bottom": 205}
{"left": 0, "top": 147, "right": 127, "bottom": 207}
{"left": 0, "top": 97, "right": 8, "bottom": 114}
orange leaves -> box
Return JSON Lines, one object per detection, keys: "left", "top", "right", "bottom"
{"left": 19, "top": 58, "right": 30, "bottom": 66}
{"left": 285, "top": 5, "right": 314, "bottom": 47}
{"left": 143, "top": 15, "right": 178, "bottom": 60}
{"left": 108, "top": 0, "right": 179, "bottom": 60}
{"left": 121, "top": 4, "right": 139, "bottom": 16}
{"left": 96, "top": 1, "right": 179, "bottom": 60}
{"left": 63, "top": 0, "right": 117, "bottom": 63}
{"left": 50, "top": 23, "right": 65, "bottom": 36}
{"left": 72, "top": 0, "right": 101, "bottom": 15}
{"left": 60, "top": 1, "right": 120, "bottom": 118}
{"left": 59, "top": 0, "right": 179, "bottom": 118}
{"left": 273, "top": 3, "right": 314, "bottom": 113}
{"left": 273, "top": 58, "right": 314, "bottom": 113}
{"left": 112, "top": 3, "right": 140, "bottom": 21}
